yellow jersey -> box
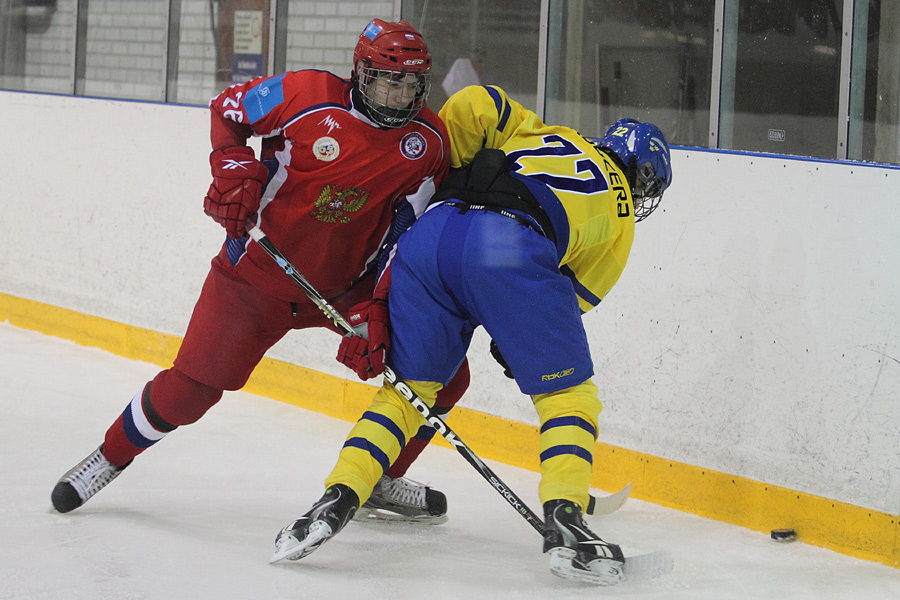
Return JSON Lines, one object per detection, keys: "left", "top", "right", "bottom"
{"left": 438, "top": 85, "right": 635, "bottom": 312}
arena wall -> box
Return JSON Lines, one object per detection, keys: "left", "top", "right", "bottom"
{"left": 2, "top": 90, "right": 898, "bottom": 566}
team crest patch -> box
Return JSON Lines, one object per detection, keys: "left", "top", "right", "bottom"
{"left": 311, "top": 184, "right": 368, "bottom": 224}
{"left": 313, "top": 136, "right": 340, "bottom": 162}
{"left": 400, "top": 132, "right": 427, "bottom": 160}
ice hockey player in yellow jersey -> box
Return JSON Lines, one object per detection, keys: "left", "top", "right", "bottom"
{"left": 272, "top": 85, "right": 673, "bottom": 586}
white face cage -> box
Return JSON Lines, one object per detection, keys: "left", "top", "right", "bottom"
{"left": 356, "top": 67, "right": 431, "bottom": 128}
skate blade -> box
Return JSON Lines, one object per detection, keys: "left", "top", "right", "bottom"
{"left": 269, "top": 521, "right": 332, "bottom": 564}
{"left": 353, "top": 506, "right": 449, "bottom": 525}
{"left": 548, "top": 547, "right": 626, "bottom": 586}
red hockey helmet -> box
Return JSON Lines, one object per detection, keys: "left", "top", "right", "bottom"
{"left": 352, "top": 19, "right": 432, "bottom": 128}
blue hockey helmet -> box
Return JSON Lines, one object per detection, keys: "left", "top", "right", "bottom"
{"left": 594, "top": 118, "right": 672, "bottom": 222}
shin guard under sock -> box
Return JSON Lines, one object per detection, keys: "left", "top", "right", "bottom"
{"left": 386, "top": 358, "right": 470, "bottom": 479}
{"left": 101, "top": 369, "right": 223, "bottom": 467}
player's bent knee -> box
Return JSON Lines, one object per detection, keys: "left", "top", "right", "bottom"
{"left": 149, "top": 368, "right": 224, "bottom": 426}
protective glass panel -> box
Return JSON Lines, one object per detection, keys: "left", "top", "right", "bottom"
{"left": 849, "top": 0, "right": 900, "bottom": 164}
{"left": 78, "top": 0, "right": 168, "bottom": 101}
{"left": 168, "top": 0, "right": 218, "bottom": 105}
{"left": 172, "top": 0, "right": 389, "bottom": 106}
{"left": 402, "top": 0, "right": 541, "bottom": 112}
{"left": 721, "top": 1, "right": 843, "bottom": 158}
{"left": 171, "top": 0, "right": 270, "bottom": 105}
{"left": 0, "top": 0, "right": 77, "bottom": 94}
{"left": 545, "top": 0, "right": 714, "bottom": 143}
{"left": 283, "top": 1, "right": 355, "bottom": 77}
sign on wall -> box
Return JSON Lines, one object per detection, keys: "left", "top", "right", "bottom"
{"left": 231, "top": 10, "right": 265, "bottom": 83}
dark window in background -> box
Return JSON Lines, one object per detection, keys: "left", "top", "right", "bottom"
{"left": 721, "top": 0, "right": 842, "bottom": 159}
{"left": 1, "top": 0, "right": 898, "bottom": 165}
{"left": 0, "top": 0, "right": 76, "bottom": 94}
{"left": 544, "top": 0, "right": 714, "bottom": 144}
{"left": 852, "top": 0, "right": 900, "bottom": 164}
{"left": 402, "top": 0, "right": 542, "bottom": 113}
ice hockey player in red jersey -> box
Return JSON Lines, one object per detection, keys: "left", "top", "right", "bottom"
{"left": 51, "top": 18, "right": 468, "bottom": 524}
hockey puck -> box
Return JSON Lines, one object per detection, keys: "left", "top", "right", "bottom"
{"left": 770, "top": 528, "right": 797, "bottom": 542}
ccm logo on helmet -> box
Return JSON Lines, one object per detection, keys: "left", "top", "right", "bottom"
{"left": 404, "top": 59, "right": 425, "bottom": 66}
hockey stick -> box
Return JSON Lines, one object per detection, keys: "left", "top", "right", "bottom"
{"left": 244, "top": 223, "right": 629, "bottom": 516}
{"left": 250, "top": 223, "right": 671, "bottom": 582}
{"left": 245, "top": 224, "right": 545, "bottom": 534}
{"left": 588, "top": 482, "right": 631, "bottom": 516}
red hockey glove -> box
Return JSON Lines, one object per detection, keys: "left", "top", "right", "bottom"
{"left": 336, "top": 298, "right": 390, "bottom": 380}
{"left": 203, "top": 146, "right": 268, "bottom": 238}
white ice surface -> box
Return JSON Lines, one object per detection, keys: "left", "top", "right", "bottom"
{"left": 2, "top": 321, "right": 899, "bottom": 599}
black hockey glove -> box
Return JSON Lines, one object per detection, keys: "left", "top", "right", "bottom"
{"left": 489, "top": 339, "right": 514, "bottom": 379}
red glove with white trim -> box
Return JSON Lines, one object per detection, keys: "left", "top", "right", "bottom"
{"left": 203, "top": 146, "right": 268, "bottom": 238}
{"left": 336, "top": 298, "right": 390, "bottom": 380}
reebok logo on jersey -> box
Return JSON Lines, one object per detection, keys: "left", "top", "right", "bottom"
{"left": 222, "top": 159, "right": 254, "bottom": 170}
{"left": 541, "top": 368, "right": 575, "bottom": 382}
{"left": 319, "top": 115, "right": 342, "bottom": 135}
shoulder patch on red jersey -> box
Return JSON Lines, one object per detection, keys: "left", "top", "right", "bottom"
{"left": 313, "top": 136, "right": 340, "bottom": 162}
{"left": 400, "top": 132, "right": 427, "bottom": 160}
{"left": 243, "top": 73, "right": 286, "bottom": 123}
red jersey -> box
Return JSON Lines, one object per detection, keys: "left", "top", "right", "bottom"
{"left": 208, "top": 70, "right": 449, "bottom": 301}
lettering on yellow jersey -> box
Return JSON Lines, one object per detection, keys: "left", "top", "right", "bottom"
{"left": 601, "top": 156, "right": 631, "bottom": 218}
{"left": 541, "top": 367, "right": 575, "bottom": 381}
{"left": 615, "top": 186, "right": 630, "bottom": 218}
{"left": 311, "top": 184, "right": 368, "bottom": 224}
{"left": 507, "top": 134, "right": 609, "bottom": 195}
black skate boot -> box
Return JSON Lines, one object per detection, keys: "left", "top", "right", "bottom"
{"left": 51, "top": 446, "right": 131, "bottom": 513}
{"left": 355, "top": 475, "right": 448, "bottom": 524}
{"left": 543, "top": 499, "right": 626, "bottom": 585}
{"left": 270, "top": 484, "right": 359, "bottom": 563}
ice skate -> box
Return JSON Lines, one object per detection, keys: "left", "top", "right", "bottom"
{"left": 270, "top": 484, "right": 359, "bottom": 563}
{"left": 543, "top": 499, "right": 626, "bottom": 585}
{"left": 51, "top": 446, "right": 130, "bottom": 513}
{"left": 354, "top": 475, "right": 448, "bottom": 524}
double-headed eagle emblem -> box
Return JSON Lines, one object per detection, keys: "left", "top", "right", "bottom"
{"left": 311, "top": 184, "right": 369, "bottom": 224}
